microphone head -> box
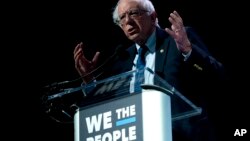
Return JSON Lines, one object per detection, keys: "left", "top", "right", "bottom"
{"left": 114, "top": 44, "right": 129, "bottom": 59}
{"left": 115, "top": 44, "right": 126, "bottom": 53}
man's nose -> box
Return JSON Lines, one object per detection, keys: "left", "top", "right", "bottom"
{"left": 124, "top": 14, "right": 133, "bottom": 24}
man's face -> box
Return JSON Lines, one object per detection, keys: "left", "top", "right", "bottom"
{"left": 118, "top": 0, "right": 155, "bottom": 44}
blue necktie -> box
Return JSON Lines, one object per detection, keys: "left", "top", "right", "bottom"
{"left": 134, "top": 46, "right": 147, "bottom": 92}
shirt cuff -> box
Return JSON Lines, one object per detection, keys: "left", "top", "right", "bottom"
{"left": 182, "top": 49, "right": 192, "bottom": 61}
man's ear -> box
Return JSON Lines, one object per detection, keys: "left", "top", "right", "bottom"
{"left": 150, "top": 11, "right": 157, "bottom": 23}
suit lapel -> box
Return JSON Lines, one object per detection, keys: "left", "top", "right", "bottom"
{"left": 126, "top": 44, "right": 137, "bottom": 69}
{"left": 155, "top": 27, "right": 170, "bottom": 75}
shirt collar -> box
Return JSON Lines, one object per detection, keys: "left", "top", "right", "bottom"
{"left": 136, "top": 29, "right": 156, "bottom": 53}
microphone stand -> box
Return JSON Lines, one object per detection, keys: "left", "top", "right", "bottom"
{"left": 41, "top": 44, "right": 128, "bottom": 123}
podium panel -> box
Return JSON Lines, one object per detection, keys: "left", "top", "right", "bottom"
{"left": 44, "top": 68, "right": 202, "bottom": 141}
{"left": 74, "top": 89, "right": 171, "bottom": 141}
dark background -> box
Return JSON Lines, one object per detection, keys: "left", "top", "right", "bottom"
{"left": 4, "top": 0, "right": 249, "bottom": 140}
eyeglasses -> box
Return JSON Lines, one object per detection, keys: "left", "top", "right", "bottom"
{"left": 117, "top": 9, "right": 148, "bottom": 26}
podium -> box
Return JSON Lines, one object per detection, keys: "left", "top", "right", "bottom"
{"left": 45, "top": 68, "right": 202, "bottom": 141}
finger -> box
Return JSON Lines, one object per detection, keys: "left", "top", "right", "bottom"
{"left": 75, "top": 55, "right": 90, "bottom": 74}
{"left": 168, "top": 17, "right": 175, "bottom": 28}
{"left": 75, "top": 51, "right": 91, "bottom": 68}
{"left": 74, "top": 50, "right": 91, "bottom": 73}
{"left": 74, "top": 46, "right": 89, "bottom": 64}
{"left": 165, "top": 28, "right": 176, "bottom": 37}
{"left": 73, "top": 46, "right": 82, "bottom": 60}
{"left": 91, "top": 52, "right": 100, "bottom": 67}
{"left": 168, "top": 16, "right": 179, "bottom": 28}
{"left": 74, "top": 49, "right": 85, "bottom": 63}
{"left": 74, "top": 51, "right": 83, "bottom": 64}
{"left": 75, "top": 58, "right": 83, "bottom": 74}
{"left": 171, "top": 25, "right": 181, "bottom": 33}
{"left": 74, "top": 53, "right": 83, "bottom": 69}
{"left": 168, "top": 17, "right": 179, "bottom": 32}
{"left": 73, "top": 42, "right": 83, "bottom": 55}
{"left": 173, "top": 10, "right": 180, "bottom": 18}
{"left": 170, "top": 13, "right": 178, "bottom": 22}
{"left": 174, "top": 11, "right": 183, "bottom": 25}
{"left": 170, "top": 11, "right": 183, "bottom": 25}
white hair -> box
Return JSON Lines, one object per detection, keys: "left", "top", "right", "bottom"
{"left": 112, "top": 0, "right": 158, "bottom": 26}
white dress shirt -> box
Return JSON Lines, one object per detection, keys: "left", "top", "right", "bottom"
{"left": 129, "top": 29, "right": 191, "bottom": 93}
{"left": 130, "top": 30, "right": 156, "bottom": 93}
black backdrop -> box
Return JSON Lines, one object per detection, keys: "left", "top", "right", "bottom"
{"left": 5, "top": 0, "right": 249, "bottom": 141}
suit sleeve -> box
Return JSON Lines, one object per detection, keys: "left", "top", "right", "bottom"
{"left": 184, "top": 26, "right": 226, "bottom": 81}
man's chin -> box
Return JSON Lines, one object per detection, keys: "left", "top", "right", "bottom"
{"left": 128, "top": 34, "right": 139, "bottom": 42}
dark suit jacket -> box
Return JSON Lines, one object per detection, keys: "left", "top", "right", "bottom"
{"left": 98, "top": 26, "right": 225, "bottom": 141}
{"left": 104, "top": 26, "right": 225, "bottom": 99}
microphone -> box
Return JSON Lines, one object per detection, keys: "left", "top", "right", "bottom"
{"left": 44, "top": 81, "right": 71, "bottom": 89}
{"left": 42, "top": 44, "right": 129, "bottom": 121}
{"left": 80, "top": 44, "right": 127, "bottom": 79}
{"left": 44, "top": 44, "right": 127, "bottom": 89}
